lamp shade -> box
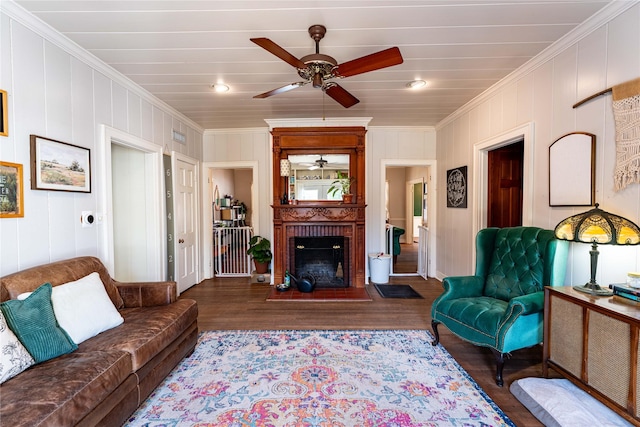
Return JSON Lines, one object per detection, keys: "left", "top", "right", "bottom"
{"left": 554, "top": 203, "right": 640, "bottom": 245}
{"left": 280, "top": 159, "right": 291, "bottom": 177}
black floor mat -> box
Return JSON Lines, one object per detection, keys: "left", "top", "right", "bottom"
{"left": 374, "top": 284, "right": 423, "bottom": 299}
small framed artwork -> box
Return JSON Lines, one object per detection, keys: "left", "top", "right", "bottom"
{"left": 549, "top": 132, "right": 595, "bottom": 206}
{"left": 0, "top": 161, "right": 24, "bottom": 218}
{"left": 447, "top": 166, "right": 468, "bottom": 208}
{"left": 0, "top": 89, "right": 7, "bottom": 137}
{"left": 30, "top": 135, "right": 91, "bottom": 193}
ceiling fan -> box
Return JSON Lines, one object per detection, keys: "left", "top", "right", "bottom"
{"left": 310, "top": 155, "right": 328, "bottom": 169}
{"left": 300, "top": 155, "right": 328, "bottom": 170}
{"left": 250, "top": 25, "right": 403, "bottom": 108}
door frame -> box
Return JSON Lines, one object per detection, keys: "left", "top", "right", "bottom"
{"left": 98, "top": 125, "right": 165, "bottom": 279}
{"left": 172, "top": 152, "right": 200, "bottom": 293}
{"left": 201, "top": 161, "right": 259, "bottom": 279}
{"left": 472, "top": 122, "right": 534, "bottom": 260}
{"left": 380, "top": 159, "right": 437, "bottom": 278}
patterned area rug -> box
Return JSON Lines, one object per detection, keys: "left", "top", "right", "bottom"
{"left": 126, "top": 330, "right": 514, "bottom": 426}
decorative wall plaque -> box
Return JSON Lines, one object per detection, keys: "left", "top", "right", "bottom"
{"left": 447, "top": 166, "right": 467, "bottom": 208}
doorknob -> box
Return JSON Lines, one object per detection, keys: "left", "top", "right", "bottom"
{"left": 178, "top": 239, "right": 184, "bottom": 244}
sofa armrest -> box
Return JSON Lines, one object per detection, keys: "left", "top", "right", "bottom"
{"left": 114, "top": 280, "right": 177, "bottom": 307}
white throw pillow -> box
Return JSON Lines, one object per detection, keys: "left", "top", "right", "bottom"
{"left": 18, "top": 272, "right": 124, "bottom": 344}
{"left": 0, "top": 309, "right": 35, "bottom": 383}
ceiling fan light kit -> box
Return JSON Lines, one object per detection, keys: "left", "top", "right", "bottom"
{"left": 250, "top": 25, "right": 403, "bottom": 108}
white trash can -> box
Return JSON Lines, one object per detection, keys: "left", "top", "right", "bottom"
{"left": 369, "top": 253, "right": 391, "bottom": 284}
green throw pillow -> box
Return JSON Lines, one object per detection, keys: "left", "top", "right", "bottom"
{"left": 0, "top": 283, "right": 77, "bottom": 363}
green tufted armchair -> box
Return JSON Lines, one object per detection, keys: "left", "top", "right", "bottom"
{"left": 431, "top": 226, "right": 569, "bottom": 386}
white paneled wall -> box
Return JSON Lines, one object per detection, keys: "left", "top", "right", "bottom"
{"left": 366, "top": 127, "right": 437, "bottom": 260}
{"left": 202, "top": 125, "right": 437, "bottom": 279}
{"left": 436, "top": 4, "right": 640, "bottom": 285}
{"left": 0, "top": 8, "right": 204, "bottom": 276}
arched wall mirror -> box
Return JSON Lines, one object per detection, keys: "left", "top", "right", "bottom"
{"left": 549, "top": 132, "right": 595, "bottom": 207}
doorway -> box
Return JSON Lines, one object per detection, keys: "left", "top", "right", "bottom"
{"left": 382, "top": 161, "right": 436, "bottom": 278}
{"left": 201, "top": 161, "right": 259, "bottom": 279}
{"left": 99, "top": 125, "right": 165, "bottom": 281}
{"left": 487, "top": 140, "right": 524, "bottom": 228}
{"left": 407, "top": 180, "right": 426, "bottom": 243}
{"left": 472, "top": 123, "right": 534, "bottom": 241}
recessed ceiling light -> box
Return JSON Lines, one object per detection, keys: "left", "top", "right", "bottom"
{"left": 406, "top": 80, "right": 427, "bottom": 90}
{"left": 211, "top": 83, "right": 230, "bottom": 93}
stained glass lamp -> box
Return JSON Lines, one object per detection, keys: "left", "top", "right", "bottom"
{"left": 554, "top": 203, "right": 640, "bottom": 296}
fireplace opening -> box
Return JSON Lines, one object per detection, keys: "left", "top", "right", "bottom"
{"left": 290, "top": 236, "right": 349, "bottom": 288}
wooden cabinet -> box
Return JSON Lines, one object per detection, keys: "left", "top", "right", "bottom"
{"left": 543, "top": 286, "right": 640, "bottom": 425}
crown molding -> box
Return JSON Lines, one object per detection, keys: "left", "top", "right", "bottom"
{"left": 203, "top": 127, "right": 270, "bottom": 136}
{"left": 202, "top": 124, "right": 435, "bottom": 136}
{"left": 2, "top": 0, "right": 204, "bottom": 132}
{"left": 368, "top": 126, "right": 436, "bottom": 132}
{"left": 264, "top": 117, "right": 373, "bottom": 129}
{"left": 435, "top": 0, "right": 639, "bottom": 130}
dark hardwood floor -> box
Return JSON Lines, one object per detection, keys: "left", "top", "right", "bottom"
{"left": 393, "top": 241, "right": 419, "bottom": 274}
{"left": 181, "top": 273, "right": 546, "bottom": 426}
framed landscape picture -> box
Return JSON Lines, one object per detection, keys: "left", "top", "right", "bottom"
{"left": 30, "top": 135, "right": 91, "bottom": 193}
{"left": 0, "top": 161, "right": 24, "bottom": 218}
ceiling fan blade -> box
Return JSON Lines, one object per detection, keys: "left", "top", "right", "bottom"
{"left": 324, "top": 84, "right": 360, "bottom": 108}
{"left": 250, "top": 38, "right": 307, "bottom": 69}
{"left": 253, "top": 82, "right": 307, "bottom": 99}
{"left": 334, "top": 47, "right": 403, "bottom": 78}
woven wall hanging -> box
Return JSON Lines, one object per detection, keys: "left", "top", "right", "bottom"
{"left": 574, "top": 77, "right": 640, "bottom": 191}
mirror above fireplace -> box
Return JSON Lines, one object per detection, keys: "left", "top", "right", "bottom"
{"left": 288, "top": 154, "right": 350, "bottom": 201}
{"left": 271, "top": 126, "right": 366, "bottom": 207}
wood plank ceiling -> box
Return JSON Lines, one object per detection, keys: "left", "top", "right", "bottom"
{"left": 14, "top": 0, "right": 613, "bottom": 129}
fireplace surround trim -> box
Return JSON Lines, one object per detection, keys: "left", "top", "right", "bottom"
{"left": 271, "top": 127, "right": 366, "bottom": 287}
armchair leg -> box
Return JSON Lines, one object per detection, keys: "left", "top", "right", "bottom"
{"left": 431, "top": 320, "right": 440, "bottom": 346}
{"left": 490, "top": 349, "right": 506, "bottom": 387}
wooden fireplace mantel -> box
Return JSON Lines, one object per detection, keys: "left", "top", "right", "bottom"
{"left": 272, "top": 203, "right": 367, "bottom": 287}
{"left": 271, "top": 127, "right": 366, "bottom": 287}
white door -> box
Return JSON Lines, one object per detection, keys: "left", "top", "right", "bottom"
{"left": 174, "top": 155, "right": 198, "bottom": 293}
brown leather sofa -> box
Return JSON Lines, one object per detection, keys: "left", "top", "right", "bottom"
{"left": 0, "top": 256, "right": 198, "bottom": 426}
